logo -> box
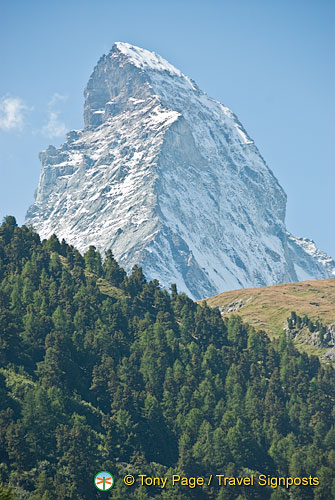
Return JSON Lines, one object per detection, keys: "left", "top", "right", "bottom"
{"left": 94, "top": 471, "right": 114, "bottom": 491}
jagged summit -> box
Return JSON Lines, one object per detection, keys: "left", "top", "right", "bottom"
{"left": 26, "top": 43, "right": 335, "bottom": 299}
{"left": 83, "top": 42, "right": 198, "bottom": 131}
{"left": 114, "top": 42, "right": 191, "bottom": 77}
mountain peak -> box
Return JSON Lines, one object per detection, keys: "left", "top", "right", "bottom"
{"left": 83, "top": 42, "right": 198, "bottom": 129}
{"left": 26, "top": 44, "right": 335, "bottom": 299}
{"left": 112, "top": 42, "right": 184, "bottom": 77}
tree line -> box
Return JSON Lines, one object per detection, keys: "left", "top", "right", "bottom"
{"left": 0, "top": 216, "right": 334, "bottom": 499}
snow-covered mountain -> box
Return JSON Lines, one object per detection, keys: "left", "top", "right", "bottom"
{"left": 26, "top": 42, "right": 335, "bottom": 299}
{"left": 287, "top": 233, "right": 335, "bottom": 282}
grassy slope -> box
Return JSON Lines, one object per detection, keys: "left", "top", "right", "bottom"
{"left": 95, "top": 276, "right": 126, "bottom": 299}
{"left": 201, "top": 278, "right": 335, "bottom": 345}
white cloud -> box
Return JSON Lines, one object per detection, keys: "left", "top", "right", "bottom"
{"left": 42, "top": 92, "right": 68, "bottom": 138}
{"left": 42, "top": 111, "right": 67, "bottom": 138}
{"left": 0, "top": 96, "right": 29, "bottom": 131}
{"left": 48, "top": 92, "right": 68, "bottom": 108}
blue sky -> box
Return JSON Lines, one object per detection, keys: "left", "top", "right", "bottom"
{"left": 1, "top": 0, "right": 334, "bottom": 257}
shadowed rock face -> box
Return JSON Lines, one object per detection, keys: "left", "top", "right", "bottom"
{"left": 26, "top": 42, "right": 335, "bottom": 299}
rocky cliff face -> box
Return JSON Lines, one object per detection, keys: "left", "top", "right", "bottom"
{"left": 26, "top": 42, "right": 335, "bottom": 299}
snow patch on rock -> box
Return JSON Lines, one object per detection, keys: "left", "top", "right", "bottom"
{"left": 26, "top": 43, "right": 335, "bottom": 299}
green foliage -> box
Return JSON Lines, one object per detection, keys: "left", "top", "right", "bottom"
{"left": 84, "top": 246, "right": 102, "bottom": 276}
{"left": 0, "top": 218, "right": 334, "bottom": 499}
{"left": 0, "top": 484, "right": 17, "bottom": 500}
{"left": 287, "top": 311, "right": 328, "bottom": 345}
{"left": 102, "top": 249, "right": 126, "bottom": 286}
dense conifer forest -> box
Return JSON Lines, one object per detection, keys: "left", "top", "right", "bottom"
{"left": 0, "top": 217, "right": 334, "bottom": 500}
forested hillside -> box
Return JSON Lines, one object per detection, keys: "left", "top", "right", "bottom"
{"left": 0, "top": 217, "right": 334, "bottom": 500}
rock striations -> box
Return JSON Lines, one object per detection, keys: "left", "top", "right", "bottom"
{"left": 26, "top": 42, "right": 335, "bottom": 299}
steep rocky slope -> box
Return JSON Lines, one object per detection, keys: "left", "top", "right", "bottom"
{"left": 26, "top": 42, "right": 335, "bottom": 299}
